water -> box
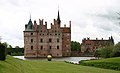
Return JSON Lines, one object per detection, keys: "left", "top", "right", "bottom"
{"left": 13, "top": 56, "right": 95, "bottom": 64}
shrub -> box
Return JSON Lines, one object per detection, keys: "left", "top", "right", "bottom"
{"left": 0, "top": 43, "right": 6, "bottom": 61}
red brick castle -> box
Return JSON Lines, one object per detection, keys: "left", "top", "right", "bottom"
{"left": 24, "top": 10, "right": 71, "bottom": 57}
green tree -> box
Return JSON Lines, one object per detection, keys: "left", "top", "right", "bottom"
{"left": 100, "top": 46, "right": 114, "bottom": 58}
{"left": 94, "top": 49, "right": 101, "bottom": 59}
{"left": 0, "top": 43, "right": 6, "bottom": 60}
{"left": 71, "top": 41, "right": 81, "bottom": 51}
{"left": 112, "top": 42, "right": 120, "bottom": 57}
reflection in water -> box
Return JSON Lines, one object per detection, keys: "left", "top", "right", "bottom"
{"left": 13, "top": 56, "right": 95, "bottom": 64}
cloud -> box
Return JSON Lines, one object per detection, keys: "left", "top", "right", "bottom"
{"left": 1, "top": 0, "right": 120, "bottom": 47}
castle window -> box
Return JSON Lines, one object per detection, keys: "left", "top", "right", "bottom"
{"left": 49, "top": 46, "right": 52, "bottom": 49}
{"left": 41, "top": 46, "right": 43, "bottom": 50}
{"left": 57, "top": 38, "right": 59, "bottom": 43}
{"left": 40, "top": 39, "right": 43, "bottom": 43}
{"left": 31, "top": 39, "right": 33, "bottom": 43}
{"left": 55, "top": 34, "right": 57, "bottom": 35}
{"left": 31, "top": 46, "right": 33, "bottom": 50}
{"left": 55, "top": 30, "right": 57, "bottom": 32}
{"left": 57, "top": 45, "right": 59, "bottom": 49}
{"left": 50, "top": 34, "right": 52, "bottom": 35}
{"left": 44, "top": 54, "right": 46, "bottom": 56}
{"left": 49, "top": 38, "right": 52, "bottom": 43}
{"left": 31, "top": 33, "right": 33, "bottom": 35}
{"left": 41, "top": 30, "right": 42, "bottom": 32}
{"left": 43, "top": 34, "right": 44, "bottom": 35}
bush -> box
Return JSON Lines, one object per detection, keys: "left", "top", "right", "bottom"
{"left": 80, "top": 61, "right": 120, "bottom": 71}
{"left": 0, "top": 44, "right": 6, "bottom": 61}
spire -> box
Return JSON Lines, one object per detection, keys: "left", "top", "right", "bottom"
{"left": 29, "top": 13, "right": 31, "bottom": 21}
{"left": 57, "top": 10, "right": 61, "bottom": 24}
{"left": 111, "top": 36, "right": 114, "bottom": 44}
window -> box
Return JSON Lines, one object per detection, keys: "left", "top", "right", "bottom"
{"left": 49, "top": 38, "right": 52, "bottom": 42}
{"left": 41, "top": 30, "right": 42, "bottom": 32}
{"left": 57, "top": 46, "right": 59, "bottom": 49}
{"left": 55, "top": 30, "right": 57, "bottom": 32}
{"left": 49, "top": 46, "right": 52, "bottom": 49}
{"left": 31, "top": 46, "right": 33, "bottom": 50}
{"left": 31, "top": 33, "right": 33, "bottom": 35}
{"left": 31, "top": 39, "right": 33, "bottom": 43}
{"left": 57, "top": 38, "right": 59, "bottom": 43}
{"left": 55, "top": 34, "right": 57, "bottom": 35}
{"left": 41, "top": 46, "right": 43, "bottom": 50}
{"left": 40, "top": 39, "right": 43, "bottom": 43}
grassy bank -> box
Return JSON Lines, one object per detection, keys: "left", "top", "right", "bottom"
{"left": 0, "top": 56, "right": 120, "bottom": 73}
{"left": 80, "top": 57, "right": 120, "bottom": 71}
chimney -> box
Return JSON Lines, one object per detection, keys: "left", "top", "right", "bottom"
{"left": 51, "top": 23, "right": 52, "bottom": 28}
{"left": 39, "top": 19, "right": 41, "bottom": 25}
{"left": 102, "top": 38, "right": 103, "bottom": 40}
{"left": 96, "top": 38, "right": 98, "bottom": 40}
{"left": 34, "top": 20, "right": 37, "bottom": 30}
{"left": 64, "top": 24, "right": 66, "bottom": 27}
{"left": 54, "top": 19, "right": 56, "bottom": 25}
{"left": 41, "top": 19, "right": 44, "bottom": 25}
{"left": 109, "top": 37, "right": 110, "bottom": 40}
{"left": 87, "top": 37, "right": 90, "bottom": 40}
{"left": 69, "top": 21, "right": 71, "bottom": 28}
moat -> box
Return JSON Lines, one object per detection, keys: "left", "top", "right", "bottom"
{"left": 13, "top": 56, "right": 95, "bottom": 64}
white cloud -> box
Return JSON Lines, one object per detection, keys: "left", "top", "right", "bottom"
{"left": 0, "top": 0, "right": 120, "bottom": 47}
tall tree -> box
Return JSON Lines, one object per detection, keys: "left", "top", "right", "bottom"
{"left": 71, "top": 41, "right": 81, "bottom": 51}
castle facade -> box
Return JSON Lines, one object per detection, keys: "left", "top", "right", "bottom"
{"left": 24, "top": 11, "right": 71, "bottom": 57}
{"left": 81, "top": 37, "right": 114, "bottom": 53}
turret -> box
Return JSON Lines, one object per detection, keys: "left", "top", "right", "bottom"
{"left": 57, "top": 10, "right": 61, "bottom": 24}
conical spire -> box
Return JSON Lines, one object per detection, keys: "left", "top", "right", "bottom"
{"left": 57, "top": 10, "right": 61, "bottom": 24}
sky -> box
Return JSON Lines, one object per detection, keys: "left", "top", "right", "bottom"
{"left": 0, "top": 0, "right": 120, "bottom": 47}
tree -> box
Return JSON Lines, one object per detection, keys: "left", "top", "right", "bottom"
{"left": 112, "top": 42, "right": 120, "bottom": 57}
{"left": 100, "top": 46, "right": 114, "bottom": 58}
{"left": 94, "top": 49, "right": 101, "bottom": 59}
{"left": 71, "top": 41, "right": 81, "bottom": 51}
{"left": 0, "top": 43, "right": 6, "bottom": 60}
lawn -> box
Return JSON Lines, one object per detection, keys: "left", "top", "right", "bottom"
{"left": 80, "top": 57, "right": 120, "bottom": 71}
{"left": 0, "top": 56, "right": 120, "bottom": 73}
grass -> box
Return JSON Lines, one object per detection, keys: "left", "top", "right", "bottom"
{"left": 80, "top": 57, "right": 120, "bottom": 71}
{"left": 0, "top": 56, "right": 120, "bottom": 73}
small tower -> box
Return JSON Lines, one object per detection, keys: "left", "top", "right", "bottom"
{"left": 57, "top": 10, "right": 61, "bottom": 24}
{"left": 111, "top": 36, "right": 114, "bottom": 44}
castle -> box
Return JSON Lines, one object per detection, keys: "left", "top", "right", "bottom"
{"left": 81, "top": 36, "right": 114, "bottom": 53}
{"left": 24, "top": 10, "right": 71, "bottom": 58}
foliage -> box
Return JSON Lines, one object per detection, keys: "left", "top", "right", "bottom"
{"left": 0, "top": 43, "right": 6, "bottom": 60}
{"left": 0, "top": 56, "right": 120, "bottom": 73}
{"left": 94, "top": 42, "right": 120, "bottom": 58}
{"left": 71, "top": 41, "right": 81, "bottom": 51}
{"left": 94, "top": 49, "right": 101, "bottom": 59}
{"left": 79, "top": 57, "right": 120, "bottom": 71}
{"left": 100, "top": 46, "right": 114, "bottom": 58}
{"left": 112, "top": 42, "right": 120, "bottom": 57}
{"left": 0, "top": 42, "right": 24, "bottom": 56}
{"left": 11, "top": 47, "right": 24, "bottom": 56}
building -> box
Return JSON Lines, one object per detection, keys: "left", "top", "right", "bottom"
{"left": 81, "top": 36, "right": 114, "bottom": 53}
{"left": 24, "top": 11, "right": 71, "bottom": 58}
